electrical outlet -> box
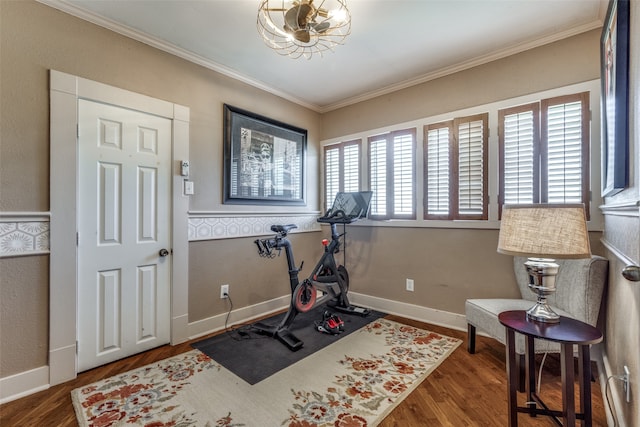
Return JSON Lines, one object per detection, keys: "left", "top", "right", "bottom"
{"left": 623, "top": 365, "right": 630, "bottom": 403}
{"left": 406, "top": 278, "right": 414, "bottom": 292}
{"left": 220, "top": 284, "right": 229, "bottom": 299}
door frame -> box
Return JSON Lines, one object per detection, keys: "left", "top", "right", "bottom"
{"left": 49, "top": 70, "right": 190, "bottom": 385}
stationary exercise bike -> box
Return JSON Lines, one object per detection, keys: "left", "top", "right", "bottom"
{"left": 253, "top": 191, "right": 373, "bottom": 351}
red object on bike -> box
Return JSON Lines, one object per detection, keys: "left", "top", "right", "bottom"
{"left": 321, "top": 239, "right": 329, "bottom": 246}
{"left": 315, "top": 311, "right": 345, "bottom": 335}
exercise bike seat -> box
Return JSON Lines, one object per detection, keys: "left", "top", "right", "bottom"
{"left": 271, "top": 224, "right": 297, "bottom": 234}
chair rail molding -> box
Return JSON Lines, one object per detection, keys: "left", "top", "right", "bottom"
{"left": 600, "top": 200, "right": 640, "bottom": 265}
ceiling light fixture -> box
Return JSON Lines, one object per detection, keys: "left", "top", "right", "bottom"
{"left": 257, "top": 0, "right": 351, "bottom": 59}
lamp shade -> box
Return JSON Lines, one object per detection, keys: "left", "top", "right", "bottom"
{"left": 497, "top": 204, "right": 591, "bottom": 259}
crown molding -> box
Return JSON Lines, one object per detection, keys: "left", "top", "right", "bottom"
{"left": 319, "top": 20, "right": 604, "bottom": 113}
{"left": 37, "top": 0, "right": 604, "bottom": 114}
{"left": 36, "top": 0, "right": 321, "bottom": 112}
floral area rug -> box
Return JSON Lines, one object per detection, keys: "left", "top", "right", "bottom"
{"left": 72, "top": 319, "right": 461, "bottom": 427}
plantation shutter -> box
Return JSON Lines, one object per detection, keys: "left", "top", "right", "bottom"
{"left": 425, "top": 122, "right": 452, "bottom": 219}
{"left": 368, "top": 129, "right": 415, "bottom": 219}
{"left": 323, "top": 140, "right": 361, "bottom": 211}
{"left": 324, "top": 145, "right": 340, "bottom": 211}
{"left": 455, "top": 114, "right": 488, "bottom": 219}
{"left": 393, "top": 131, "right": 415, "bottom": 217}
{"left": 369, "top": 136, "right": 388, "bottom": 218}
{"left": 499, "top": 103, "right": 540, "bottom": 216}
{"left": 541, "top": 93, "right": 589, "bottom": 209}
{"left": 343, "top": 142, "right": 360, "bottom": 192}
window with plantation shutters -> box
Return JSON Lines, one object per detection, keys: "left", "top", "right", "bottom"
{"left": 424, "top": 114, "right": 488, "bottom": 220}
{"left": 323, "top": 140, "right": 361, "bottom": 211}
{"left": 499, "top": 92, "right": 589, "bottom": 218}
{"left": 368, "top": 129, "right": 416, "bottom": 220}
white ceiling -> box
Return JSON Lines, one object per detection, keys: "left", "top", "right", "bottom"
{"left": 41, "top": 0, "right": 607, "bottom": 112}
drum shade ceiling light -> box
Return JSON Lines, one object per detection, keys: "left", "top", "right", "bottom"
{"left": 257, "top": 0, "right": 351, "bottom": 59}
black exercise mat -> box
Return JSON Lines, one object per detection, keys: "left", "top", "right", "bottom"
{"left": 192, "top": 304, "right": 385, "bottom": 385}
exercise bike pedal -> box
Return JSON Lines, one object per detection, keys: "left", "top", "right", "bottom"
{"left": 334, "top": 305, "right": 371, "bottom": 317}
{"left": 276, "top": 330, "right": 303, "bottom": 351}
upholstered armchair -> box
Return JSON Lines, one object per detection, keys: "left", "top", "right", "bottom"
{"left": 465, "top": 255, "right": 608, "bottom": 385}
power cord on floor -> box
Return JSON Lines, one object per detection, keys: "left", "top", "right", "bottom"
{"left": 605, "top": 374, "right": 626, "bottom": 427}
{"left": 222, "top": 293, "right": 267, "bottom": 341}
{"left": 537, "top": 352, "right": 548, "bottom": 394}
{"left": 524, "top": 352, "right": 549, "bottom": 407}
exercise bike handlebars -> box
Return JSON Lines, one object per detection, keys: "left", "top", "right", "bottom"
{"left": 317, "top": 209, "right": 354, "bottom": 224}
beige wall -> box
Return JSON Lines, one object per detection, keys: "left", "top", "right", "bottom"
{"left": 0, "top": 256, "right": 49, "bottom": 376}
{"left": 600, "top": 1, "right": 640, "bottom": 424}
{"left": 343, "top": 227, "right": 604, "bottom": 314}
{"left": 321, "top": 29, "right": 601, "bottom": 140}
{"left": 189, "top": 232, "right": 323, "bottom": 323}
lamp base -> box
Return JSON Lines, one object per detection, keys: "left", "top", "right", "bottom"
{"left": 526, "top": 300, "right": 560, "bottom": 323}
{"left": 524, "top": 258, "right": 560, "bottom": 323}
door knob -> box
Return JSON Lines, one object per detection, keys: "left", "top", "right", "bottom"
{"left": 622, "top": 265, "right": 640, "bottom": 282}
{"left": 159, "top": 248, "right": 169, "bottom": 257}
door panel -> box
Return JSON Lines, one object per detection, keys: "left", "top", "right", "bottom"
{"left": 78, "top": 99, "right": 171, "bottom": 371}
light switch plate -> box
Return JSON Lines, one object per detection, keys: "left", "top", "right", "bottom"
{"left": 184, "top": 180, "right": 194, "bottom": 195}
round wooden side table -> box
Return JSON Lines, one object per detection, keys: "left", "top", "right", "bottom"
{"left": 499, "top": 310, "right": 603, "bottom": 426}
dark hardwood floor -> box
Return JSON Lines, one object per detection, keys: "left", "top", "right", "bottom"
{"left": 0, "top": 314, "right": 607, "bottom": 426}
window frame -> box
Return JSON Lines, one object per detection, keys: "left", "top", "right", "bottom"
{"left": 367, "top": 128, "right": 417, "bottom": 220}
{"left": 424, "top": 113, "right": 489, "bottom": 220}
{"left": 498, "top": 92, "right": 590, "bottom": 218}
{"left": 319, "top": 80, "right": 601, "bottom": 230}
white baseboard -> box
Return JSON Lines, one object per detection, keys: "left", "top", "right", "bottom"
{"left": 187, "top": 295, "right": 290, "bottom": 340}
{"left": 0, "top": 366, "right": 49, "bottom": 405}
{"left": 187, "top": 292, "right": 468, "bottom": 343}
{"left": 49, "top": 343, "right": 77, "bottom": 386}
{"left": 348, "top": 292, "right": 468, "bottom": 332}
{"left": 171, "top": 313, "right": 189, "bottom": 345}
{"left": 599, "top": 351, "right": 628, "bottom": 427}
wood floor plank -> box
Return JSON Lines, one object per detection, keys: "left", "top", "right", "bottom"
{"left": 0, "top": 315, "right": 607, "bottom": 426}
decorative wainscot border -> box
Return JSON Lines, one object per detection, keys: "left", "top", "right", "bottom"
{"left": 0, "top": 214, "right": 50, "bottom": 258}
{"left": 188, "top": 213, "right": 321, "bottom": 241}
{"left": 0, "top": 212, "right": 320, "bottom": 254}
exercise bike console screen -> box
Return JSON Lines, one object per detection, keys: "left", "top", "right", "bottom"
{"left": 318, "top": 191, "right": 373, "bottom": 224}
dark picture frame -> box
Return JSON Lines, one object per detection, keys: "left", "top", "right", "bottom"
{"left": 223, "top": 104, "right": 306, "bottom": 205}
{"left": 600, "top": 0, "right": 630, "bottom": 196}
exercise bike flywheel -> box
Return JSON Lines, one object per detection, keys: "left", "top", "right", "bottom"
{"left": 293, "top": 281, "right": 317, "bottom": 312}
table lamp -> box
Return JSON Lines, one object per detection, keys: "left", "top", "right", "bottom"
{"left": 497, "top": 204, "right": 591, "bottom": 323}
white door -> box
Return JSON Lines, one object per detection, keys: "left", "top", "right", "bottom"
{"left": 77, "top": 99, "right": 172, "bottom": 371}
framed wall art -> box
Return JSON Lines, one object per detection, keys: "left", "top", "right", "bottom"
{"left": 223, "top": 104, "right": 306, "bottom": 205}
{"left": 600, "top": 0, "right": 630, "bottom": 196}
